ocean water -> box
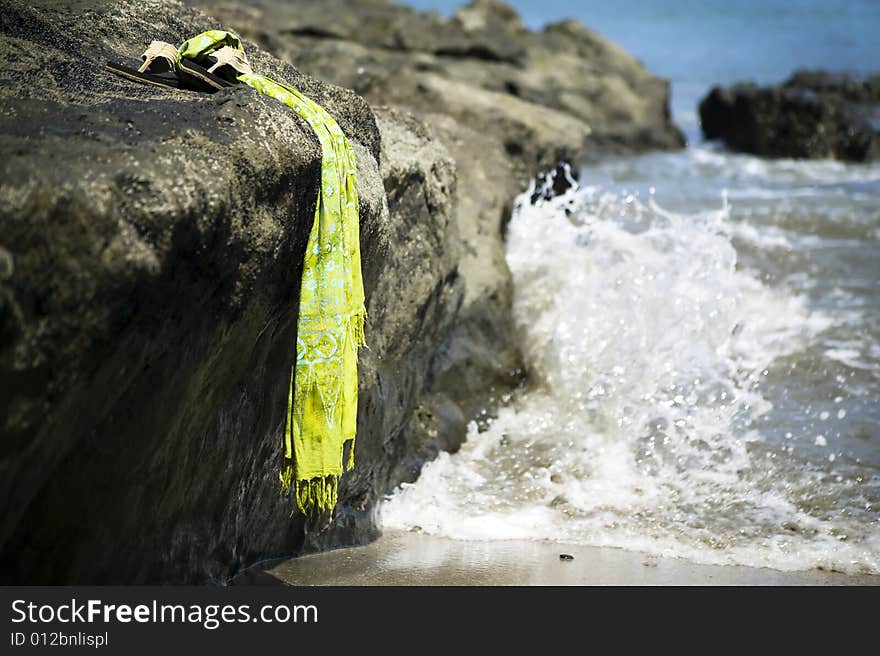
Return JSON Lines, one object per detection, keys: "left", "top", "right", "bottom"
{"left": 383, "top": 1, "right": 880, "bottom": 573}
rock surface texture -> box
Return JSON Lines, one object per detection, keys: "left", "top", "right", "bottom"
{"left": 699, "top": 70, "right": 880, "bottom": 161}
{"left": 0, "top": 0, "right": 681, "bottom": 582}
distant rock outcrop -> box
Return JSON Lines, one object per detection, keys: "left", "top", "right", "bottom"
{"left": 699, "top": 70, "right": 880, "bottom": 161}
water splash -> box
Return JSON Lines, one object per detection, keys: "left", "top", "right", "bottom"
{"left": 382, "top": 175, "right": 880, "bottom": 574}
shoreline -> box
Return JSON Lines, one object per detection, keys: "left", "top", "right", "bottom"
{"left": 267, "top": 530, "right": 879, "bottom": 586}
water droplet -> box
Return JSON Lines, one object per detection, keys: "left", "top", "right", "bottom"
{"left": 819, "top": 411, "right": 830, "bottom": 420}
{"left": 837, "top": 409, "right": 846, "bottom": 419}
{"left": 815, "top": 435, "right": 827, "bottom": 446}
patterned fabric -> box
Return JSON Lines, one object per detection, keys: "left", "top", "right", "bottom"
{"left": 178, "top": 31, "right": 366, "bottom": 515}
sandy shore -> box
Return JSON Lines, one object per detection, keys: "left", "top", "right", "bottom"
{"left": 267, "top": 530, "right": 879, "bottom": 586}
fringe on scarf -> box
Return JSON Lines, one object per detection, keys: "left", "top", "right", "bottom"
{"left": 279, "top": 309, "right": 367, "bottom": 515}
{"left": 295, "top": 474, "right": 338, "bottom": 518}
{"left": 278, "top": 440, "right": 354, "bottom": 516}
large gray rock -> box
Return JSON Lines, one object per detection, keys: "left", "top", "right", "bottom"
{"left": 232, "top": 0, "right": 528, "bottom": 65}
{"left": 0, "top": 0, "right": 460, "bottom": 582}
{"left": 699, "top": 70, "right": 880, "bottom": 161}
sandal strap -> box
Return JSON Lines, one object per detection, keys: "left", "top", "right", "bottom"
{"left": 206, "top": 45, "right": 253, "bottom": 76}
{"left": 139, "top": 40, "right": 178, "bottom": 73}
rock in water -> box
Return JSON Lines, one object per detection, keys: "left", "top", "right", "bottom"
{"left": 699, "top": 70, "right": 880, "bottom": 161}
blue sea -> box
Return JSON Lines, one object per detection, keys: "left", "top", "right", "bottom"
{"left": 384, "top": 1, "right": 880, "bottom": 574}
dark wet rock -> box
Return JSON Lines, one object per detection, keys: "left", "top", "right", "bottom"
{"left": 0, "top": 0, "right": 458, "bottom": 583}
{"left": 699, "top": 70, "right": 880, "bottom": 161}
{"left": 227, "top": 566, "right": 288, "bottom": 585}
{"left": 530, "top": 162, "right": 579, "bottom": 204}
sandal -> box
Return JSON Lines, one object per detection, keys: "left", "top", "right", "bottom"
{"left": 178, "top": 57, "right": 236, "bottom": 90}
{"left": 106, "top": 40, "right": 184, "bottom": 90}
{"left": 204, "top": 45, "right": 253, "bottom": 78}
{"left": 107, "top": 40, "right": 233, "bottom": 92}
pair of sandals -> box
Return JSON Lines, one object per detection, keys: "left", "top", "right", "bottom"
{"left": 107, "top": 40, "right": 253, "bottom": 92}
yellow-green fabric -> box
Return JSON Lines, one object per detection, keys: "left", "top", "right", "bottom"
{"left": 177, "top": 31, "right": 366, "bottom": 515}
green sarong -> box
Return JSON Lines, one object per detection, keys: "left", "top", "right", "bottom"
{"left": 177, "top": 31, "right": 366, "bottom": 515}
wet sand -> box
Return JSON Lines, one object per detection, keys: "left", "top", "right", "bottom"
{"left": 268, "top": 530, "right": 879, "bottom": 586}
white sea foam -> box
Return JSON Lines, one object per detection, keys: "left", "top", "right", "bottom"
{"left": 689, "top": 146, "right": 880, "bottom": 184}
{"left": 382, "top": 176, "right": 880, "bottom": 575}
